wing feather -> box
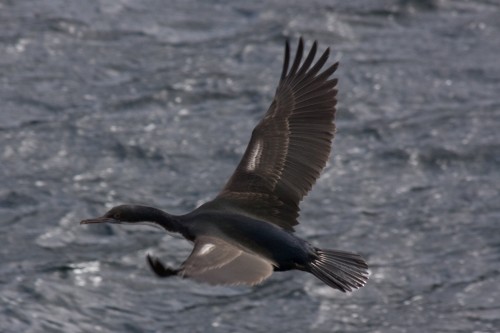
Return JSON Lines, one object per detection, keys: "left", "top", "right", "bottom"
{"left": 180, "top": 236, "right": 274, "bottom": 286}
{"left": 213, "top": 38, "right": 338, "bottom": 231}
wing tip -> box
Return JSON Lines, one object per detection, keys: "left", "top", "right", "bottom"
{"left": 281, "top": 39, "right": 291, "bottom": 80}
{"left": 280, "top": 38, "right": 337, "bottom": 84}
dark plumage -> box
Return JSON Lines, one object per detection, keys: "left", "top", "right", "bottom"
{"left": 81, "top": 38, "right": 369, "bottom": 292}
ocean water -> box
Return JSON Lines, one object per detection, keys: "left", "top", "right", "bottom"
{"left": 1, "top": 0, "right": 499, "bottom": 332}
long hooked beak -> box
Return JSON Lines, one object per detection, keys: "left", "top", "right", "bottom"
{"left": 80, "top": 216, "right": 118, "bottom": 225}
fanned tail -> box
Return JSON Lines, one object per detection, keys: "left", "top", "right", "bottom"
{"left": 308, "top": 248, "right": 369, "bottom": 292}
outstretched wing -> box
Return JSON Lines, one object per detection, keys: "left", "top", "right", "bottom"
{"left": 214, "top": 38, "right": 338, "bottom": 231}
{"left": 180, "top": 236, "right": 274, "bottom": 286}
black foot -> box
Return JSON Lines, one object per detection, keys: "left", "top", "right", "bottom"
{"left": 146, "top": 254, "right": 180, "bottom": 277}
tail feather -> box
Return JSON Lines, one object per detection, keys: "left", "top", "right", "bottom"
{"left": 308, "top": 248, "right": 369, "bottom": 292}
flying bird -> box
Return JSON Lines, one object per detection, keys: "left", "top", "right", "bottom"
{"left": 81, "top": 38, "right": 369, "bottom": 292}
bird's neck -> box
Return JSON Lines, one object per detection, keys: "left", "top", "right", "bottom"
{"left": 140, "top": 206, "right": 183, "bottom": 233}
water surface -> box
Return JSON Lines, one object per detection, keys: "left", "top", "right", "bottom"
{"left": 1, "top": 1, "right": 499, "bottom": 332}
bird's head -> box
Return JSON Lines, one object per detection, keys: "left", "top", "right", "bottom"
{"left": 80, "top": 205, "right": 163, "bottom": 228}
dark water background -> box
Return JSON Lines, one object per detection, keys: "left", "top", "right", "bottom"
{"left": 1, "top": 0, "right": 499, "bottom": 332}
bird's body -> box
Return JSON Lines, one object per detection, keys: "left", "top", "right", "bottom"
{"left": 81, "top": 38, "right": 369, "bottom": 292}
{"left": 184, "top": 210, "right": 313, "bottom": 269}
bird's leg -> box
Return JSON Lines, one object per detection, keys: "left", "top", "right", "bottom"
{"left": 146, "top": 254, "right": 180, "bottom": 278}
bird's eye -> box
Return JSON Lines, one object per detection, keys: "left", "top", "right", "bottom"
{"left": 114, "top": 213, "right": 121, "bottom": 219}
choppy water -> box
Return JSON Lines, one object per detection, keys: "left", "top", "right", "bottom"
{"left": 1, "top": 0, "right": 499, "bottom": 332}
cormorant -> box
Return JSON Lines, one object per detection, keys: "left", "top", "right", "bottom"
{"left": 81, "top": 38, "right": 369, "bottom": 292}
